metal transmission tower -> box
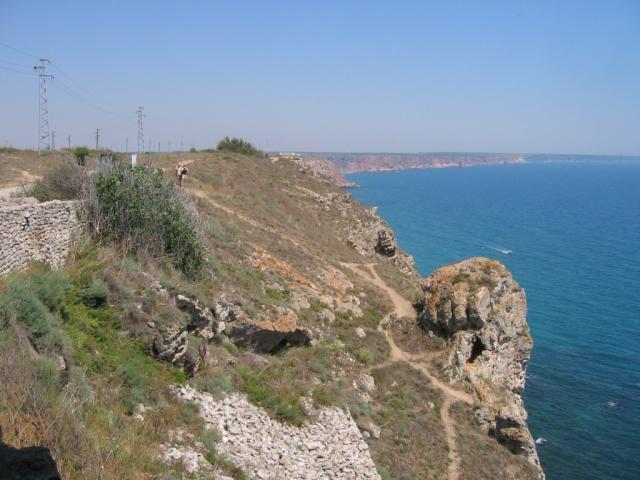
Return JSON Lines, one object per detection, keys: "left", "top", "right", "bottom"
{"left": 136, "top": 106, "right": 145, "bottom": 154}
{"left": 51, "top": 131, "right": 56, "bottom": 150}
{"left": 95, "top": 128, "right": 101, "bottom": 158}
{"left": 66, "top": 135, "right": 71, "bottom": 149}
{"left": 33, "top": 58, "right": 54, "bottom": 155}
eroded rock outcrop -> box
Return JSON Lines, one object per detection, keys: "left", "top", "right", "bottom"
{"left": 226, "top": 307, "right": 313, "bottom": 353}
{"left": 417, "top": 257, "right": 543, "bottom": 475}
{"left": 346, "top": 208, "right": 416, "bottom": 277}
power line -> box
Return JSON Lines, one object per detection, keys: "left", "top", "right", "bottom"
{"left": 0, "top": 64, "right": 35, "bottom": 76}
{"left": 0, "top": 58, "right": 33, "bottom": 68}
{"left": 48, "top": 61, "right": 129, "bottom": 117}
{"left": 51, "top": 76, "right": 131, "bottom": 119}
{"left": 0, "top": 41, "right": 38, "bottom": 59}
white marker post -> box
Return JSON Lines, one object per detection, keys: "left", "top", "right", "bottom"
{"left": 131, "top": 154, "right": 137, "bottom": 167}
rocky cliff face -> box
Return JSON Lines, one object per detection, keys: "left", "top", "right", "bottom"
{"left": 417, "top": 257, "right": 543, "bottom": 476}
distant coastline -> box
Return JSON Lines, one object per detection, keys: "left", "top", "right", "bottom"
{"left": 296, "top": 152, "right": 640, "bottom": 181}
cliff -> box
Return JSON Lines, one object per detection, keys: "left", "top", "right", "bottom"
{"left": 0, "top": 149, "right": 542, "bottom": 480}
{"left": 307, "top": 152, "right": 526, "bottom": 173}
{"left": 417, "top": 258, "right": 543, "bottom": 477}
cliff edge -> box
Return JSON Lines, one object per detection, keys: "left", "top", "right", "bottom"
{"left": 417, "top": 257, "right": 544, "bottom": 477}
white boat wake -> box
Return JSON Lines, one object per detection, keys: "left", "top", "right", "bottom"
{"left": 487, "top": 246, "right": 513, "bottom": 255}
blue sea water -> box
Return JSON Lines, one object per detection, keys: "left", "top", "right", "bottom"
{"left": 347, "top": 162, "right": 640, "bottom": 480}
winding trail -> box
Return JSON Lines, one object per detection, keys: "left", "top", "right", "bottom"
{"left": 343, "top": 263, "right": 473, "bottom": 480}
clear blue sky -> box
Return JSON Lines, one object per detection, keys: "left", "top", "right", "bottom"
{"left": 1, "top": 0, "right": 639, "bottom": 154}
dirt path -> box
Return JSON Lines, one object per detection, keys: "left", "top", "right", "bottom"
{"left": 188, "top": 188, "right": 308, "bottom": 252}
{"left": 0, "top": 170, "right": 41, "bottom": 199}
{"left": 343, "top": 262, "right": 473, "bottom": 480}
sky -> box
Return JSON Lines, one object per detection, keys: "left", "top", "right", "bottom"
{"left": 1, "top": 0, "right": 639, "bottom": 155}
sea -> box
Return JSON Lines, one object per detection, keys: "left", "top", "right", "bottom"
{"left": 346, "top": 160, "right": 640, "bottom": 480}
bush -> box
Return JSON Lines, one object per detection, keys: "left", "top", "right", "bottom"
{"left": 29, "top": 160, "right": 86, "bottom": 201}
{"left": 235, "top": 365, "right": 307, "bottom": 426}
{"left": 0, "top": 277, "right": 64, "bottom": 352}
{"left": 84, "top": 163, "right": 205, "bottom": 277}
{"left": 81, "top": 280, "right": 109, "bottom": 308}
{"left": 216, "top": 136, "right": 263, "bottom": 156}
{"left": 26, "top": 269, "right": 72, "bottom": 311}
{"left": 74, "top": 146, "right": 90, "bottom": 166}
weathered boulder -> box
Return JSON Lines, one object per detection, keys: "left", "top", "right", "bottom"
{"left": 175, "top": 294, "right": 224, "bottom": 338}
{"left": 226, "top": 306, "right": 313, "bottom": 353}
{"left": 417, "top": 257, "right": 542, "bottom": 474}
{"left": 226, "top": 323, "right": 312, "bottom": 354}
{"left": 153, "top": 325, "right": 188, "bottom": 366}
{"left": 374, "top": 229, "right": 396, "bottom": 257}
{"left": 345, "top": 208, "right": 417, "bottom": 277}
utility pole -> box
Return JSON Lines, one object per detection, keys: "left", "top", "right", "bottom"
{"left": 66, "top": 135, "right": 71, "bottom": 149}
{"left": 33, "top": 58, "right": 53, "bottom": 155}
{"left": 136, "top": 106, "right": 145, "bottom": 154}
{"left": 157, "top": 141, "right": 160, "bottom": 152}
{"left": 95, "top": 128, "right": 101, "bottom": 159}
{"left": 180, "top": 140, "right": 184, "bottom": 152}
{"left": 125, "top": 137, "right": 128, "bottom": 153}
{"left": 51, "top": 131, "right": 55, "bottom": 150}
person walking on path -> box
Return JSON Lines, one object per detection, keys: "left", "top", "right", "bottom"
{"left": 180, "top": 164, "right": 188, "bottom": 187}
{"left": 175, "top": 163, "right": 184, "bottom": 187}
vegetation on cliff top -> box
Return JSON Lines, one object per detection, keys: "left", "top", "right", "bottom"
{"left": 216, "top": 136, "right": 263, "bottom": 156}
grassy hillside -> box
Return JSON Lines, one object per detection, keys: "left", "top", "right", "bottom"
{"left": 0, "top": 149, "right": 537, "bottom": 480}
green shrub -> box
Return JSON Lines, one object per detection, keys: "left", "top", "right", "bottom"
{"left": 377, "top": 467, "right": 395, "bottom": 480}
{"left": 312, "top": 385, "right": 333, "bottom": 407}
{"left": 74, "top": 146, "right": 90, "bottom": 166}
{"left": 0, "top": 278, "right": 64, "bottom": 352}
{"left": 352, "top": 347, "right": 374, "bottom": 364}
{"left": 85, "top": 164, "right": 205, "bottom": 277}
{"left": 235, "top": 366, "right": 307, "bottom": 426}
{"left": 216, "top": 137, "right": 263, "bottom": 156}
{"left": 81, "top": 280, "right": 109, "bottom": 307}
{"left": 26, "top": 269, "right": 72, "bottom": 311}
{"left": 193, "top": 374, "right": 233, "bottom": 398}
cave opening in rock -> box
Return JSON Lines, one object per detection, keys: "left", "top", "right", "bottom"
{"left": 467, "top": 336, "right": 485, "bottom": 363}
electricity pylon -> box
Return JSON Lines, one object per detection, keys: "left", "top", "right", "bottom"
{"left": 34, "top": 58, "right": 53, "bottom": 155}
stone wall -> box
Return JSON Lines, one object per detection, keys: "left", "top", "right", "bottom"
{"left": 0, "top": 200, "right": 81, "bottom": 275}
{"left": 170, "top": 386, "right": 381, "bottom": 480}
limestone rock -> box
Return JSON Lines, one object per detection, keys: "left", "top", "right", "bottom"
{"left": 354, "top": 327, "right": 366, "bottom": 338}
{"left": 417, "top": 257, "right": 543, "bottom": 475}
{"left": 175, "top": 295, "right": 216, "bottom": 338}
{"left": 226, "top": 322, "right": 312, "bottom": 354}
{"left": 357, "top": 418, "right": 381, "bottom": 439}
{"left": 153, "top": 325, "right": 188, "bottom": 366}
{"left": 345, "top": 210, "right": 417, "bottom": 277}
{"left": 172, "top": 386, "right": 381, "bottom": 479}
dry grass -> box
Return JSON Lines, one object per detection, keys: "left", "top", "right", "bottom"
{"left": 451, "top": 403, "right": 539, "bottom": 480}
{"left": 367, "top": 363, "right": 448, "bottom": 480}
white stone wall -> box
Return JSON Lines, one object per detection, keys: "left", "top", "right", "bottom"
{"left": 0, "top": 200, "right": 81, "bottom": 275}
{"left": 172, "top": 386, "right": 381, "bottom": 480}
